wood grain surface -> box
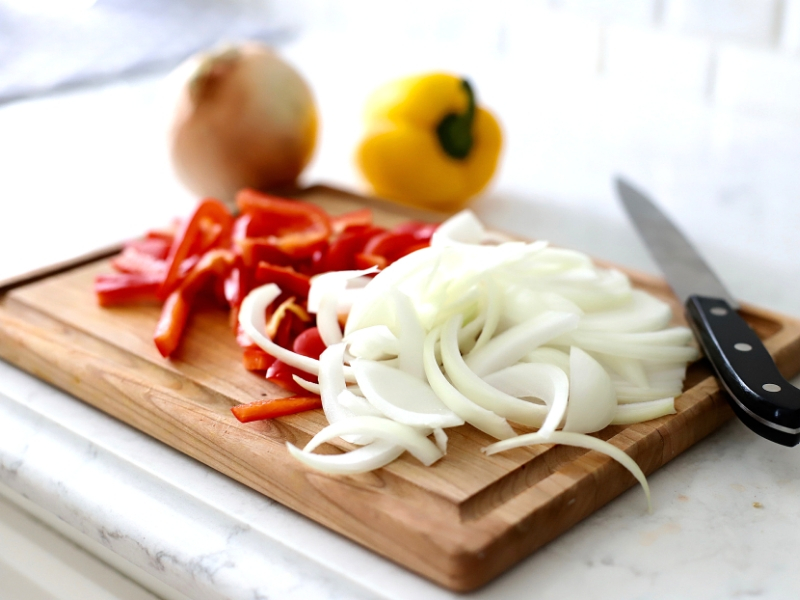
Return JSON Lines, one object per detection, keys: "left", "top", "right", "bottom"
{"left": 2, "top": 186, "right": 800, "bottom": 592}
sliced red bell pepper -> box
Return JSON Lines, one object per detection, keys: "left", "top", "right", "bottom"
{"left": 159, "top": 198, "right": 233, "bottom": 299}
{"left": 125, "top": 236, "right": 172, "bottom": 259}
{"left": 145, "top": 220, "right": 179, "bottom": 242}
{"left": 264, "top": 360, "right": 305, "bottom": 393}
{"left": 315, "top": 225, "right": 385, "bottom": 273}
{"left": 223, "top": 257, "right": 255, "bottom": 310}
{"left": 362, "top": 230, "right": 419, "bottom": 261}
{"left": 354, "top": 252, "right": 388, "bottom": 270}
{"left": 242, "top": 346, "right": 276, "bottom": 372}
{"left": 231, "top": 395, "right": 323, "bottom": 422}
{"left": 389, "top": 220, "right": 438, "bottom": 241}
{"left": 95, "top": 272, "right": 163, "bottom": 306}
{"left": 153, "top": 291, "right": 190, "bottom": 357}
{"left": 293, "top": 326, "right": 326, "bottom": 357}
{"left": 254, "top": 262, "right": 311, "bottom": 298}
{"left": 355, "top": 226, "right": 435, "bottom": 269}
{"left": 154, "top": 249, "right": 235, "bottom": 357}
{"left": 330, "top": 207, "right": 372, "bottom": 235}
{"left": 235, "top": 189, "right": 332, "bottom": 264}
{"left": 111, "top": 246, "right": 167, "bottom": 276}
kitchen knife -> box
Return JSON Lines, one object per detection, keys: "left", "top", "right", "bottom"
{"left": 615, "top": 177, "right": 800, "bottom": 446}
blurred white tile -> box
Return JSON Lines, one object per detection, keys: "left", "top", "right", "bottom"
{"left": 293, "top": 0, "right": 510, "bottom": 60}
{"left": 714, "top": 44, "right": 800, "bottom": 116}
{"left": 505, "top": 6, "right": 602, "bottom": 77}
{"left": 663, "top": 0, "right": 781, "bottom": 45}
{"left": 551, "top": 0, "right": 659, "bottom": 26}
{"left": 780, "top": 0, "right": 800, "bottom": 52}
{"left": 603, "top": 24, "right": 712, "bottom": 100}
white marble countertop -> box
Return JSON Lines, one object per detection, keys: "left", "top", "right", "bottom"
{"left": 3, "top": 16, "right": 800, "bottom": 600}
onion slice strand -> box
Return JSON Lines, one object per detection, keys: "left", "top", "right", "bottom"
{"left": 483, "top": 431, "right": 652, "bottom": 512}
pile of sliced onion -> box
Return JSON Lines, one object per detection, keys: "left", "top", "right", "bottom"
{"left": 239, "top": 210, "right": 699, "bottom": 509}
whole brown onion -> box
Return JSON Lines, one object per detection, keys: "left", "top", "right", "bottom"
{"left": 167, "top": 42, "right": 318, "bottom": 205}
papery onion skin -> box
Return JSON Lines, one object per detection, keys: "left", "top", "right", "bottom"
{"left": 168, "top": 42, "right": 318, "bottom": 205}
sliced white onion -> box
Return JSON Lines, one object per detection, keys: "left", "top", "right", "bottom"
{"left": 302, "top": 416, "right": 444, "bottom": 466}
{"left": 291, "top": 375, "right": 321, "bottom": 395}
{"left": 430, "top": 209, "right": 486, "bottom": 246}
{"left": 433, "top": 427, "right": 448, "bottom": 453}
{"left": 467, "top": 277, "right": 502, "bottom": 355}
{"left": 286, "top": 440, "right": 404, "bottom": 475}
{"left": 524, "top": 347, "right": 571, "bottom": 373}
{"left": 422, "top": 326, "right": 517, "bottom": 440}
{"left": 483, "top": 362, "right": 569, "bottom": 436}
{"left": 389, "top": 289, "right": 426, "bottom": 380}
{"left": 465, "top": 310, "right": 580, "bottom": 377}
{"left": 440, "top": 315, "right": 549, "bottom": 427}
{"left": 275, "top": 210, "right": 698, "bottom": 505}
{"left": 482, "top": 431, "right": 651, "bottom": 511}
{"left": 307, "top": 267, "right": 378, "bottom": 313}
{"left": 316, "top": 289, "right": 344, "bottom": 346}
{"left": 498, "top": 288, "right": 582, "bottom": 332}
{"left": 352, "top": 358, "right": 464, "bottom": 429}
{"left": 558, "top": 330, "right": 699, "bottom": 362}
{"left": 344, "top": 325, "right": 399, "bottom": 360}
{"left": 318, "top": 342, "right": 371, "bottom": 444}
{"left": 348, "top": 250, "right": 445, "bottom": 333}
{"left": 337, "top": 388, "right": 383, "bottom": 416}
{"left": 612, "top": 397, "right": 676, "bottom": 424}
{"left": 614, "top": 383, "right": 685, "bottom": 404}
{"left": 579, "top": 290, "right": 672, "bottom": 333}
{"left": 563, "top": 347, "right": 617, "bottom": 433}
{"left": 593, "top": 353, "right": 649, "bottom": 388}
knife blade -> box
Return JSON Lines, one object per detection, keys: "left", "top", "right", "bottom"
{"left": 615, "top": 177, "right": 800, "bottom": 446}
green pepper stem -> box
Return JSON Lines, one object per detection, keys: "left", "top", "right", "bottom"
{"left": 436, "top": 79, "right": 475, "bottom": 160}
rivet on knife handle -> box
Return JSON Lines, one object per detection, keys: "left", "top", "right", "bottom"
{"left": 686, "top": 295, "right": 800, "bottom": 446}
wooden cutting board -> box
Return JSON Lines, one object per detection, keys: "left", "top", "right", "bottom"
{"left": 2, "top": 185, "right": 800, "bottom": 592}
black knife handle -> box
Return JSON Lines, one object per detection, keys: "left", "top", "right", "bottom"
{"left": 685, "top": 295, "right": 800, "bottom": 447}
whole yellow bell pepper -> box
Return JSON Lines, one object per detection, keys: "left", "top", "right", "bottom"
{"left": 356, "top": 73, "right": 503, "bottom": 212}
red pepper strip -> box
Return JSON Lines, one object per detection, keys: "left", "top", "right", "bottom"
{"left": 242, "top": 346, "right": 276, "bottom": 371}
{"left": 233, "top": 213, "right": 297, "bottom": 268}
{"left": 293, "top": 325, "right": 326, "bottom": 358}
{"left": 354, "top": 228, "right": 434, "bottom": 270}
{"left": 315, "top": 225, "right": 385, "bottom": 273}
{"left": 354, "top": 253, "right": 388, "bottom": 270}
{"left": 153, "top": 291, "right": 190, "bottom": 358}
{"left": 159, "top": 198, "right": 233, "bottom": 299}
{"left": 330, "top": 208, "right": 372, "bottom": 235}
{"left": 145, "top": 218, "right": 180, "bottom": 242}
{"left": 223, "top": 257, "right": 255, "bottom": 309}
{"left": 154, "top": 249, "right": 235, "bottom": 357}
{"left": 231, "top": 395, "right": 322, "bottom": 422}
{"left": 235, "top": 319, "right": 254, "bottom": 347}
{"left": 111, "top": 246, "right": 167, "bottom": 275}
{"left": 389, "top": 220, "right": 438, "bottom": 241}
{"left": 264, "top": 360, "right": 306, "bottom": 393}
{"left": 95, "top": 272, "right": 163, "bottom": 306}
{"left": 125, "top": 236, "right": 172, "bottom": 259}
{"left": 362, "top": 230, "right": 420, "bottom": 262}
{"left": 396, "top": 241, "right": 430, "bottom": 260}
{"left": 236, "top": 188, "right": 333, "bottom": 262}
{"left": 254, "top": 262, "right": 311, "bottom": 298}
